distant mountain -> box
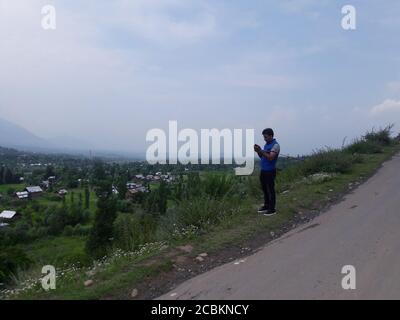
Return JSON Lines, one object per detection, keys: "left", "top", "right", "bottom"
{"left": 0, "top": 117, "right": 52, "bottom": 150}
{"left": 0, "top": 117, "right": 145, "bottom": 159}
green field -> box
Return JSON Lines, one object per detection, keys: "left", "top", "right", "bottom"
{"left": 0, "top": 183, "right": 26, "bottom": 194}
{"left": 22, "top": 236, "right": 89, "bottom": 267}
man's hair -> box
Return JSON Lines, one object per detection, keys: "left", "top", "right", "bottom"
{"left": 262, "top": 128, "right": 274, "bottom": 137}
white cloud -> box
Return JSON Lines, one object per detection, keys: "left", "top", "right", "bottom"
{"left": 370, "top": 99, "right": 400, "bottom": 115}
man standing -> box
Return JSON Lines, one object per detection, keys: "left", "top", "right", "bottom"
{"left": 254, "top": 128, "right": 280, "bottom": 216}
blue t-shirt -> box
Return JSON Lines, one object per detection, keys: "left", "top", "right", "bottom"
{"left": 260, "top": 139, "right": 280, "bottom": 171}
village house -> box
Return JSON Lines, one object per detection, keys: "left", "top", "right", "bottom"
{"left": 41, "top": 180, "right": 50, "bottom": 189}
{"left": 58, "top": 189, "right": 68, "bottom": 197}
{"left": 112, "top": 186, "right": 119, "bottom": 195}
{"left": 137, "top": 186, "right": 149, "bottom": 193}
{"left": 126, "top": 182, "right": 138, "bottom": 190}
{"left": 0, "top": 210, "right": 19, "bottom": 222}
{"left": 25, "top": 186, "right": 43, "bottom": 198}
{"left": 16, "top": 191, "right": 29, "bottom": 200}
{"left": 126, "top": 188, "right": 139, "bottom": 197}
{"left": 125, "top": 183, "right": 149, "bottom": 199}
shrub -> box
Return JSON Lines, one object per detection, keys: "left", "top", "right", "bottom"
{"left": 0, "top": 246, "right": 31, "bottom": 283}
{"left": 159, "top": 194, "right": 242, "bottom": 238}
{"left": 63, "top": 225, "right": 74, "bottom": 236}
{"left": 245, "top": 173, "right": 263, "bottom": 198}
{"left": 6, "top": 187, "right": 16, "bottom": 196}
{"left": 45, "top": 206, "right": 69, "bottom": 235}
{"left": 72, "top": 224, "right": 91, "bottom": 236}
{"left": 344, "top": 138, "right": 383, "bottom": 154}
{"left": 113, "top": 213, "right": 156, "bottom": 251}
{"left": 299, "top": 148, "right": 361, "bottom": 176}
{"left": 171, "top": 172, "right": 238, "bottom": 203}
{"left": 364, "top": 124, "right": 394, "bottom": 146}
{"left": 201, "top": 173, "right": 237, "bottom": 199}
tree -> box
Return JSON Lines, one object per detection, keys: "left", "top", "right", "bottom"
{"left": 46, "top": 206, "right": 69, "bottom": 235}
{"left": 78, "top": 192, "right": 83, "bottom": 208}
{"left": 3, "top": 167, "right": 13, "bottom": 184}
{"left": 144, "top": 181, "right": 169, "bottom": 215}
{"left": 92, "top": 160, "right": 106, "bottom": 182}
{"left": 45, "top": 165, "right": 55, "bottom": 179}
{"left": 84, "top": 186, "right": 90, "bottom": 209}
{"left": 0, "top": 246, "right": 31, "bottom": 283}
{"left": 157, "top": 180, "right": 169, "bottom": 214}
{"left": 86, "top": 181, "right": 117, "bottom": 259}
{"left": 0, "top": 167, "right": 4, "bottom": 184}
{"left": 116, "top": 177, "right": 128, "bottom": 200}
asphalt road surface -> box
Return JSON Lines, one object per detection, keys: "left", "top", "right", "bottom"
{"left": 158, "top": 153, "right": 400, "bottom": 300}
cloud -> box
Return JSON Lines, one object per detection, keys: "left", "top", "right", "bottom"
{"left": 370, "top": 99, "right": 400, "bottom": 115}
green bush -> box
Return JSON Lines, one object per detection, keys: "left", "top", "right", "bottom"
{"left": 0, "top": 246, "right": 31, "bottom": 283}
{"left": 63, "top": 225, "right": 74, "bottom": 236}
{"left": 72, "top": 224, "right": 91, "bottom": 236}
{"left": 201, "top": 173, "right": 237, "bottom": 199}
{"left": 113, "top": 213, "right": 156, "bottom": 251}
{"left": 344, "top": 138, "right": 383, "bottom": 154}
{"left": 159, "top": 194, "right": 242, "bottom": 237}
{"left": 364, "top": 124, "right": 394, "bottom": 146}
{"left": 299, "top": 148, "right": 362, "bottom": 176}
{"left": 171, "top": 172, "right": 238, "bottom": 203}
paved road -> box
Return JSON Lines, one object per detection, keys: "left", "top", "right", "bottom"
{"left": 158, "top": 153, "right": 400, "bottom": 300}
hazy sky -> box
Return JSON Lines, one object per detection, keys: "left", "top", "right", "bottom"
{"left": 1, "top": 0, "right": 400, "bottom": 156}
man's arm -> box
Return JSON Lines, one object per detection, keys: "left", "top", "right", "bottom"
{"left": 254, "top": 145, "right": 279, "bottom": 161}
{"left": 254, "top": 145, "right": 278, "bottom": 161}
{"left": 259, "top": 150, "right": 278, "bottom": 161}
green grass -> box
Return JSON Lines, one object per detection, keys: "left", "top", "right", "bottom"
{"left": 4, "top": 142, "right": 400, "bottom": 300}
{"left": 0, "top": 183, "right": 26, "bottom": 193}
{"left": 195, "top": 144, "right": 400, "bottom": 253}
{"left": 21, "top": 236, "right": 90, "bottom": 268}
{"left": 66, "top": 188, "right": 98, "bottom": 214}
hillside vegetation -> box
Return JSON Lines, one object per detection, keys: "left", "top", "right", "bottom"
{"left": 1, "top": 125, "right": 399, "bottom": 299}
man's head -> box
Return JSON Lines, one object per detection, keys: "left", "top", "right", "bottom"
{"left": 262, "top": 128, "right": 274, "bottom": 143}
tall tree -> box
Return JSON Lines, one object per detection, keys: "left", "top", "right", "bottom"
{"left": 86, "top": 181, "right": 117, "bottom": 259}
{"left": 0, "top": 167, "right": 4, "bottom": 184}
{"left": 84, "top": 186, "right": 90, "bottom": 209}
{"left": 3, "top": 168, "right": 13, "bottom": 184}
{"left": 45, "top": 165, "right": 55, "bottom": 179}
{"left": 116, "top": 177, "right": 128, "bottom": 200}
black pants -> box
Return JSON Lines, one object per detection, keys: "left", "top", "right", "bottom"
{"left": 260, "top": 169, "right": 276, "bottom": 210}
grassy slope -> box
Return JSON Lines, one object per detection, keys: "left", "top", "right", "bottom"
{"left": 7, "top": 143, "right": 400, "bottom": 300}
